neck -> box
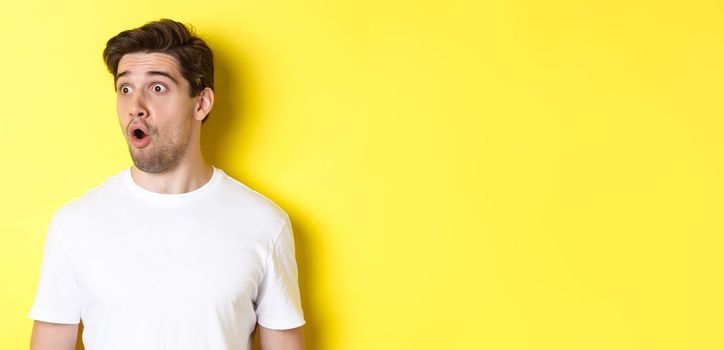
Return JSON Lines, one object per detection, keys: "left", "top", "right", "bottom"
{"left": 130, "top": 149, "right": 214, "bottom": 194}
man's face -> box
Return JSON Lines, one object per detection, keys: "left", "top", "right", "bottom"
{"left": 115, "top": 52, "right": 198, "bottom": 173}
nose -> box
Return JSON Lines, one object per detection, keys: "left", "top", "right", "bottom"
{"left": 130, "top": 110, "right": 146, "bottom": 119}
{"left": 129, "top": 92, "right": 149, "bottom": 119}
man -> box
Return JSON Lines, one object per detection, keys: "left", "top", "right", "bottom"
{"left": 28, "top": 19, "right": 305, "bottom": 350}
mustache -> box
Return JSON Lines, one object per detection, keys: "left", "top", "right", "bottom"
{"left": 126, "top": 117, "right": 155, "bottom": 135}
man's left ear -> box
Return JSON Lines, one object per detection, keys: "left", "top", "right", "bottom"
{"left": 194, "top": 87, "right": 215, "bottom": 122}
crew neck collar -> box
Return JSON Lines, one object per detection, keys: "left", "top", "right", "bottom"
{"left": 122, "top": 166, "right": 223, "bottom": 204}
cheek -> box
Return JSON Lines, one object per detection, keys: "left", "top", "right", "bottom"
{"left": 116, "top": 98, "right": 139, "bottom": 132}
{"left": 116, "top": 101, "right": 127, "bottom": 126}
{"left": 117, "top": 98, "right": 131, "bottom": 117}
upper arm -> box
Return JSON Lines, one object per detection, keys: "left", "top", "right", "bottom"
{"left": 258, "top": 325, "right": 304, "bottom": 350}
{"left": 255, "top": 218, "right": 305, "bottom": 329}
{"left": 30, "top": 320, "right": 78, "bottom": 350}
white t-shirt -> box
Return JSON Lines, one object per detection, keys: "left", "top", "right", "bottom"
{"left": 29, "top": 166, "right": 305, "bottom": 349}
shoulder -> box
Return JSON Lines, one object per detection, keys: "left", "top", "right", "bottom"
{"left": 52, "top": 168, "right": 128, "bottom": 223}
{"left": 208, "top": 168, "right": 293, "bottom": 243}
{"left": 214, "top": 169, "right": 291, "bottom": 228}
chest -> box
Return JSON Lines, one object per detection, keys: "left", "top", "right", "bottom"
{"left": 74, "top": 217, "right": 266, "bottom": 307}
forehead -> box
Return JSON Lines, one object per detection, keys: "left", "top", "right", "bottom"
{"left": 116, "top": 52, "right": 182, "bottom": 80}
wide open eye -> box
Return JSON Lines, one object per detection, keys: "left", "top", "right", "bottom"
{"left": 151, "top": 83, "right": 168, "bottom": 93}
{"left": 119, "top": 85, "right": 132, "bottom": 94}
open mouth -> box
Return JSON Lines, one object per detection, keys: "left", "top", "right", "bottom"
{"left": 128, "top": 124, "right": 151, "bottom": 148}
{"left": 133, "top": 128, "right": 147, "bottom": 140}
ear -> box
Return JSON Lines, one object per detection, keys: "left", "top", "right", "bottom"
{"left": 193, "top": 87, "right": 215, "bottom": 122}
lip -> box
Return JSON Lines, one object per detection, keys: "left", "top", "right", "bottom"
{"left": 128, "top": 123, "right": 151, "bottom": 148}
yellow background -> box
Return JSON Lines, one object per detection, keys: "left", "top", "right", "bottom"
{"left": 2, "top": 0, "right": 723, "bottom": 349}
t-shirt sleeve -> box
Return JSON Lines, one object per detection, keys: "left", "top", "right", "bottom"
{"left": 255, "top": 216, "right": 305, "bottom": 330}
{"left": 28, "top": 214, "right": 82, "bottom": 324}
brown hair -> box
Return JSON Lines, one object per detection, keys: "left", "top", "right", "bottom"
{"left": 102, "top": 19, "right": 214, "bottom": 120}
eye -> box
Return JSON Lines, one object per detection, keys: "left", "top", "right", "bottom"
{"left": 119, "top": 85, "right": 132, "bottom": 94}
{"left": 151, "top": 83, "right": 168, "bottom": 93}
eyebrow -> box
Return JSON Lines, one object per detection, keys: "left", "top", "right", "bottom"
{"left": 116, "top": 70, "right": 179, "bottom": 85}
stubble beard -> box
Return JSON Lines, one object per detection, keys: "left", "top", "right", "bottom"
{"left": 128, "top": 119, "right": 192, "bottom": 174}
